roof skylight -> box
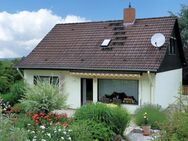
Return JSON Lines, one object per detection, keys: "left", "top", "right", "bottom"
{"left": 101, "top": 39, "right": 111, "bottom": 47}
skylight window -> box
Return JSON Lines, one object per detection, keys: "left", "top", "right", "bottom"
{"left": 101, "top": 39, "right": 111, "bottom": 47}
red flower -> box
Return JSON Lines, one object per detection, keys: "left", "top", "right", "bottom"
{"left": 32, "top": 114, "right": 39, "bottom": 120}
{"left": 62, "top": 122, "right": 68, "bottom": 128}
{"left": 40, "top": 112, "right": 45, "bottom": 117}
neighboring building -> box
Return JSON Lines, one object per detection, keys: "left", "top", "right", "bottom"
{"left": 17, "top": 6, "right": 186, "bottom": 113}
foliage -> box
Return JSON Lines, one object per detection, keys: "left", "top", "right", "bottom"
{"left": 135, "top": 104, "right": 167, "bottom": 129}
{"left": 20, "top": 82, "right": 67, "bottom": 113}
{"left": 70, "top": 120, "right": 113, "bottom": 141}
{"left": 11, "top": 103, "right": 25, "bottom": 114}
{"left": 69, "top": 120, "right": 92, "bottom": 141}
{"left": 13, "top": 113, "right": 33, "bottom": 129}
{"left": 0, "top": 110, "right": 28, "bottom": 141}
{"left": 74, "top": 103, "right": 130, "bottom": 135}
{"left": 27, "top": 124, "right": 72, "bottom": 141}
{"left": 157, "top": 94, "right": 188, "bottom": 141}
{"left": 158, "top": 108, "right": 188, "bottom": 141}
{"left": 178, "top": 5, "right": 188, "bottom": 45}
{"left": 1, "top": 81, "right": 26, "bottom": 105}
{"left": 170, "top": 5, "right": 188, "bottom": 46}
{"left": 0, "top": 59, "right": 23, "bottom": 94}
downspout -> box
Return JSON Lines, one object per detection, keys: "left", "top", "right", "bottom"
{"left": 16, "top": 68, "right": 24, "bottom": 79}
{"left": 147, "top": 71, "right": 154, "bottom": 104}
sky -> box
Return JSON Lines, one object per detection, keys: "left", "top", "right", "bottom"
{"left": 0, "top": 0, "right": 188, "bottom": 58}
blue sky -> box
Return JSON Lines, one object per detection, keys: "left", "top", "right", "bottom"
{"left": 0, "top": 0, "right": 188, "bottom": 58}
{"left": 1, "top": 0, "right": 188, "bottom": 21}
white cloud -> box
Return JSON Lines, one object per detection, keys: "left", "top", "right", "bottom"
{"left": 0, "top": 9, "right": 89, "bottom": 58}
{"left": 0, "top": 48, "right": 18, "bottom": 58}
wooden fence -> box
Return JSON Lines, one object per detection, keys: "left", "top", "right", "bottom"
{"left": 183, "top": 85, "right": 188, "bottom": 95}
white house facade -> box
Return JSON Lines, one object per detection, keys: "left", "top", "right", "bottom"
{"left": 23, "top": 68, "right": 182, "bottom": 113}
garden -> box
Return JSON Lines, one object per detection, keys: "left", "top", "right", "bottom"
{"left": 1, "top": 79, "right": 188, "bottom": 141}
{"left": 0, "top": 59, "right": 188, "bottom": 141}
{"left": 0, "top": 81, "right": 131, "bottom": 141}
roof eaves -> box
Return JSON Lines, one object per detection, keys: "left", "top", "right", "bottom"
{"left": 16, "top": 66, "right": 157, "bottom": 73}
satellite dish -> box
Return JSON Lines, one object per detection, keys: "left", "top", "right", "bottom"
{"left": 151, "top": 33, "right": 165, "bottom": 48}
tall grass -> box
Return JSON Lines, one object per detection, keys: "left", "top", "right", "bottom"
{"left": 74, "top": 103, "right": 130, "bottom": 135}
{"left": 20, "top": 82, "right": 67, "bottom": 113}
{"left": 134, "top": 104, "right": 167, "bottom": 129}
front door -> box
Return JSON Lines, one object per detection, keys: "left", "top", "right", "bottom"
{"left": 81, "top": 78, "right": 93, "bottom": 105}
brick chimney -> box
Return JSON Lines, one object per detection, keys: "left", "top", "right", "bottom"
{"left": 123, "top": 4, "right": 135, "bottom": 26}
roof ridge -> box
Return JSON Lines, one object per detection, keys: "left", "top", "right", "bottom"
{"left": 57, "top": 16, "right": 176, "bottom": 25}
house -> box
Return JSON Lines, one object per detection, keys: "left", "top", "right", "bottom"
{"left": 17, "top": 6, "right": 186, "bottom": 113}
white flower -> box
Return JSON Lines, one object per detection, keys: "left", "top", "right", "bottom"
{"left": 41, "top": 139, "right": 46, "bottom": 141}
{"left": 46, "top": 133, "right": 51, "bottom": 138}
{"left": 40, "top": 125, "right": 45, "bottom": 129}
{"left": 34, "top": 136, "right": 37, "bottom": 138}
{"left": 68, "top": 129, "right": 72, "bottom": 132}
{"left": 31, "top": 131, "right": 35, "bottom": 133}
{"left": 68, "top": 137, "right": 71, "bottom": 140}
{"left": 58, "top": 128, "right": 61, "bottom": 132}
{"left": 27, "top": 124, "right": 31, "bottom": 126}
{"left": 63, "top": 131, "right": 66, "bottom": 134}
{"left": 32, "top": 139, "right": 36, "bottom": 141}
{"left": 61, "top": 137, "right": 64, "bottom": 140}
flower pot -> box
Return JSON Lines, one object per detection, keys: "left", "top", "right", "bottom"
{"left": 142, "top": 125, "right": 151, "bottom": 136}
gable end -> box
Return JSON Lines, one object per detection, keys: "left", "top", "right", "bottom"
{"left": 158, "top": 20, "right": 186, "bottom": 72}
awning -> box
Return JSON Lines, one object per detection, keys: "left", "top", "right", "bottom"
{"left": 70, "top": 72, "right": 140, "bottom": 79}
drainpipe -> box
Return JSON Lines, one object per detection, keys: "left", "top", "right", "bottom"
{"left": 16, "top": 68, "right": 24, "bottom": 79}
{"left": 147, "top": 71, "right": 154, "bottom": 104}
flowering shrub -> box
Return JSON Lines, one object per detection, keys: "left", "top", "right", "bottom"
{"left": 27, "top": 124, "right": 72, "bottom": 141}
{"left": 26, "top": 112, "right": 73, "bottom": 140}
{"left": 31, "top": 112, "right": 70, "bottom": 127}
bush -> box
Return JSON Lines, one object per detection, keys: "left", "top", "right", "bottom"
{"left": 20, "top": 82, "right": 67, "bottom": 113}
{"left": 0, "top": 113, "right": 28, "bottom": 141}
{"left": 159, "top": 106, "right": 188, "bottom": 140}
{"left": 70, "top": 120, "right": 113, "bottom": 141}
{"left": 74, "top": 103, "right": 130, "bottom": 135}
{"left": 14, "top": 113, "right": 33, "bottom": 129}
{"left": 135, "top": 104, "right": 167, "bottom": 129}
{"left": 1, "top": 81, "right": 26, "bottom": 105}
{"left": 27, "top": 124, "right": 72, "bottom": 141}
{"left": 0, "top": 93, "right": 13, "bottom": 104}
{"left": 11, "top": 103, "right": 25, "bottom": 113}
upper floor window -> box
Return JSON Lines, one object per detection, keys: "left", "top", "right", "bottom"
{"left": 34, "top": 75, "right": 59, "bottom": 86}
{"left": 169, "top": 38, "right": 176, "bottom": 55}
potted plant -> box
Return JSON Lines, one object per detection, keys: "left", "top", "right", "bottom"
{"left": 142, "top": 112, "right": 151, "bottom": 136}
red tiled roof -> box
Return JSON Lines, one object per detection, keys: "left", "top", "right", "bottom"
{"left": 17, "top": 16, "right": 177, "bottom": 72}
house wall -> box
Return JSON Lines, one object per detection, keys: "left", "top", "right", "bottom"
{"left": 154, "top": 69, "right": 182, "bottom": 108}
{"left": 24, "top": 69, "right": 156, "bottom": 114}
{"left": 24, "top": 70, "right": 81, "bottom": 109}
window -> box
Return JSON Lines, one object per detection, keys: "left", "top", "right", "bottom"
{"left": 169, "top": 38, "right": 176, "bottom": 55}
{"left": 34, "top": 76, "right": 59, "bottom": 86}
{"left": 98, "top": 79, "right": 138, "bottom": 105}
{"left": 101, "top": 39, "right": 111, "bottom": 47}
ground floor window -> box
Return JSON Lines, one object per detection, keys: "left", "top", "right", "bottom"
{"left": 34, "top": 76, "right": 59, "bottom": 86}
{"left": 98, "top": 79, "right": 138, "bottom": 105}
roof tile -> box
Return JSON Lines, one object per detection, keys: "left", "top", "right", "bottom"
{"left": 17, "top": 16, "right": 177, "bottom": 72}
